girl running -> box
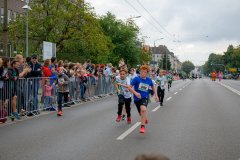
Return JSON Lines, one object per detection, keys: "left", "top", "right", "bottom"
{"left": 115, "top": 68, "right": 132, "bottom": 124}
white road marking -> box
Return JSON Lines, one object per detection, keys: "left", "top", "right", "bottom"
{"left": 166, "top": 97, "right": 172, "bottom": 101}
{"left": 152, "top": 105, "right": 161, "bottom": 112}
{"left": 116, "top": 122, "right": 141, "bottom": 140}
{"left": 174, "top": 92, "right": 178, "bottom": 94}
{"left": 217, "top": 82, "right": 240, "bottom": 97}
{"left": 179, "top": 89, "right": 182, "bottom": 91}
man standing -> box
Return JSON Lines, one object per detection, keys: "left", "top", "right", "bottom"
{"left": 27, "top": 55, "right": 42, "bottom": 113}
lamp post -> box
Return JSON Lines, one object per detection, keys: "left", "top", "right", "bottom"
{"left": 125, "top": 16, "right": 141, "bottom": 65}
{"left": 22, "top": 0, "right": 32, "bottom": 58}
{"left": 154, "top": 38, "right": 163, "bottom": 68}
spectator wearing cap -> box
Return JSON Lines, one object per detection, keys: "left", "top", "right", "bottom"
{"left": 27, "top": 55, "right": 42, "bottom": 111}
{"left": 99, "top": 64, "right": 105, "bottom": 76}
{"left": 28, "top": 54, "right": 42, "bottom": 78}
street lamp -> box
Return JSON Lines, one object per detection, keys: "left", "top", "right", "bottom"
{"left": 22, "top": 0, "right": 32, "bottom": 58}
{"left": 154, "top": 38, "right": 164, "bottom": 68}
{"left": 125, "top": 16, "right": 141, "bottom": 65}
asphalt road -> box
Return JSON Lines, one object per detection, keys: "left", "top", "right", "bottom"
{"left": 0, "top": 78, "right": 240, "bottom": 160}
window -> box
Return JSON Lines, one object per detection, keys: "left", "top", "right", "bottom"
{"left": 8, "top": 10, "right": 12, "bottom": 24}
{"left": 1, "top": 8, "right": 3, "bottom": 24}
{"left": 157, "top": 55, "right": 159, "bottom": 58}
{"left": 14, "top": 12, "right": 17, "bottom": 20}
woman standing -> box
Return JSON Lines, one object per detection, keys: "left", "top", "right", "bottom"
{"left": 218, "top": 69, "right": 223, "bottom": 82}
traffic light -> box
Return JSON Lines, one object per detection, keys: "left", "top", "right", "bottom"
{"left": 211, "top": 62, "right": 212, "bottom": 65}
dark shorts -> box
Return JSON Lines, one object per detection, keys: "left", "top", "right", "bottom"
{"left": 135, "top": 97, "right": 148, "bottom": 113}
{"left": 168, "top": 81, "right": 172, "bottom": 84}
{"left": 149, "top": 89, "right": 154, "bottom": 96}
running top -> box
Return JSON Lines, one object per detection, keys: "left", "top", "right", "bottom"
{"left": 130, "top": 76, "right": 153, "bottom": 101}
{"left": 156, "top": 76, "right": 167, "bottom": 89}
{"left": 128, "top": 74, "right": 137, "bottom": 82}
{"left": 115, "top": 76, "right": 131, "bottom": 99}
{"left": 167, "top": 75, "right": 173, "bottom": 83}
{"left": 149, "top": 80, "right": 156, "bottom": 90}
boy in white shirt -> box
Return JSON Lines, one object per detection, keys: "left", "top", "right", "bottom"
{"left": 155, "top": 70, "right": 167, "bottom": 106}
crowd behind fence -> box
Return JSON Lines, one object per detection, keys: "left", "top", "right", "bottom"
{"left": 0, "top": 75, "right": 117, "bottom": 122}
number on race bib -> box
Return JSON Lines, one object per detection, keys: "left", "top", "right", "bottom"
{"left": 138, "top": 83, "right": 149, "bottom": 92}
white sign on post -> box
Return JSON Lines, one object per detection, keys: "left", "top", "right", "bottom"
{"left": 43, "top": 41, "right": 56, "bottom": 60}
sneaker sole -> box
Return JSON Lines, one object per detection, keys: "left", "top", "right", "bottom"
{"left": 57, "top": 114, "right": 62, "bottom": 116}
{"left": 116, "top": 120, "right": 121, "bottom": 122}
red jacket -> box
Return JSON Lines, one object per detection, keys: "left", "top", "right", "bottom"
{"left": 42, "top": 66, "right": 53, "bottom": 77}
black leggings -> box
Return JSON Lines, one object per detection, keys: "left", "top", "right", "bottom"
{"left": 118, "top": 95, "right": 131, "bottom": 117}
{"left": 168, "top": 82, "right": 172, "bottom": 89}
{"left": 157, "top": 87, "right": 165, "bottom": 103}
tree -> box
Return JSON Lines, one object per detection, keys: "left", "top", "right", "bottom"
{"left": 182, "top": 61, "right": 194, "bottom": 73}
{"left": 158, "top": 52, "right": 171, "bottom": 70}
{"left": 8, "top": 0, "right": 112, "bottom": 63}
{"left": 203, "top": 53, "right": 225, "bottom": 74}
{"left": 99, "top": 12, "right": 141, "bottom": 67}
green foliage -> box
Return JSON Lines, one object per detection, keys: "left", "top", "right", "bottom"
{"left": 203, "top": 45, "right": 240, "bottom": 74}
{"left": 182, "top": 61, "right": 195, "bottom": 73}
{"left": 158, "top": 52, "right": 171, "bottom": 70}
{"left": 99, "top": 12, "right": 142, "bottom": 67}
{"left": 8, "top": 0, "right": 112, "bottom": 63}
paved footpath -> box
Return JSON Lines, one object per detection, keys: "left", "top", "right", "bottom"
{"left": 0, "top": 78, "right": 240, "bottom": 160}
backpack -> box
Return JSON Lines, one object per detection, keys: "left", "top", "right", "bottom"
{"left": 0, "top": 109, "right": 8, "bottom": 123}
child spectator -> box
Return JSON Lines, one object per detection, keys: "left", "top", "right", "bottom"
{"left": 44, "top": 79, "right": 56, "bottom": 110}
{"left": 56, "top": 60, "right": 64, "bottom": 72}
{"left": 64, "top": 64, "right": 69, "bottom": 75}
{"left": 53, "top": 67, "right": 71, "bottom": 116}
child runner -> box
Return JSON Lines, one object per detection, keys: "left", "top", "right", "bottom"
{"left": 148, "top": 74, "right": 156, "bottom": 103}
{"left": 129, "top": 65, "right": 159, "bottom": 133}
{"left": 115, "top": 68, "right": 132, "bottom": 124}
{"left": 53, "top": 67, "right": 71, "bottom": 116}
{"left": 156, "top": 70, "right": 167, "bottom": 106}
{"left": 167, "top": 72, "right": 173, "bottom": 91}
{"left": 44, "top": 79, "right": 56, "bottom": 110}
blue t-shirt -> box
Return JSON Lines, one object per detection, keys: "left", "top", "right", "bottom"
{"left": 130, "top": 76, "right": 153, "bottom": 101}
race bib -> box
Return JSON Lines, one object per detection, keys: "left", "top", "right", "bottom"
{"left": 138, "top": 83, "right": 149, "bottom": 92}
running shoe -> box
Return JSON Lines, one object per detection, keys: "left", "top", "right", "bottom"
{"left": 122, "top": 115, "right": 126, "bottom": 120}
{"left": 145, "top": 118, "right": 148, "bottom": 124}
{"left": 140, "top": 126, "right": 145, "bottom": 133}
{"left": 57, "top": 110, "right": 63, "bottom": 116}
{"left": 11, "top": 112, "right": 20, "bottom": 120}
{"left": 127, "top": 117, "right": 131, "bottom": 124}
{"left": 116, "top": 115, "right": 121, "bottom": 122}
{"left": 160, "top": 103, "right": 163, "bottom": 106}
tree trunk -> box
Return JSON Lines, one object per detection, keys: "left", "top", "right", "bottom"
{"left": 3, "top": 0, "right": 8, "bottom": 57}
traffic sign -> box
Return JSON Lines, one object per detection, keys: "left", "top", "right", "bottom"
{"left": 238, "top": 68, "right": 240, "bottom": 71}
{"left": 229, "top": 68, "right": 237, "bottom": 72}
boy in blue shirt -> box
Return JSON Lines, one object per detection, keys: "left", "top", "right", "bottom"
{"left": 129, "top": 65, "right": 159, "bottom": 133}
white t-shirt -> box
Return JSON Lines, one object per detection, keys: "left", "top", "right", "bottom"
{"left": 149, "top": 79, "right": 156, "bottom": 90}
{"left": 156, "top": 76, "right": 167, "bottom": 89}
{"left": 128, "top": 74, "right": 137, "bottom": 82}
{"left": 115, "top": 76, "right": 131, "bottom": 99}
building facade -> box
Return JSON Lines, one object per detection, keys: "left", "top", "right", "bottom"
{"left": 150, "top": 45, "right": 175, "bottom": 69}
{"left": 0, "top": 0, "right": 26, "bottom": 57}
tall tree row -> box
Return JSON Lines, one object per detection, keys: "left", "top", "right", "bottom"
{"left": 3, "top": 0, "right": 146, "bottom": 66}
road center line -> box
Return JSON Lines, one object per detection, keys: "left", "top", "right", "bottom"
{"left": 116, "top": 122, "right": 141, "bottom": 140}
{"left": 179, "top": 89, "right": 182, "bottom": 91}
{"left": 174, "top": 92, "right": 178, "bottom": 94}
{"left": 152, "top": 105, "right": 161, "bottom": 112}
{"left": 166, "top": 97, "right": 172, "bottom": 101}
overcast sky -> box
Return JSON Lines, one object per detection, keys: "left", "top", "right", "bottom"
{"left": 85, "top": 0, "right": 240, "bottom": 65}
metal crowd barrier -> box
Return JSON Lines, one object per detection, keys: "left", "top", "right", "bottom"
{"left": 0, "top": 75, "right": 118, "bottom": 123}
